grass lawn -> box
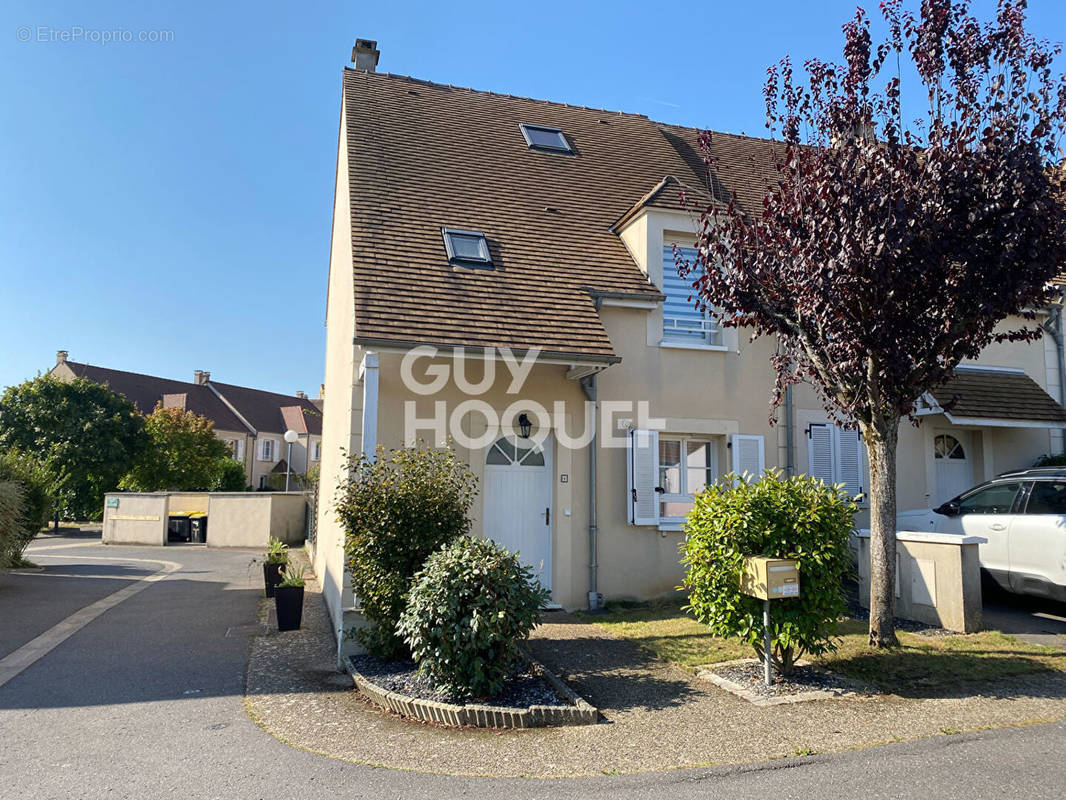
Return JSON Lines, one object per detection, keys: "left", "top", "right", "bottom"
{"left": 582, "top": 600, "right": 1066, "bottom": 694}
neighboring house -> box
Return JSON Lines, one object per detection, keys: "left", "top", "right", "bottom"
{"left": 313, "top": 41, "right": 1066, "bottom": 653}
{"left": 49, "top": 352, "right": 323, "bottom": 489}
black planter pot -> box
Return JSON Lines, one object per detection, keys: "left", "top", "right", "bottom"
{"left": 263, "top": 562, "right": 286, "bottom": 597}
{"left": 274, "top": 585, "right": 304, "bottom": 631}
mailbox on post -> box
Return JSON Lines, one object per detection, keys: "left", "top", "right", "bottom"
{"left": 740, "top": 556, "right": 800, "bottom": 686}
{"left": 740, "top": 557, "right": 800, "bottom": 600}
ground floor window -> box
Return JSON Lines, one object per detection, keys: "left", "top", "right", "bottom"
{"left": 658, "top": 437, "right": 717, "bottom": 521}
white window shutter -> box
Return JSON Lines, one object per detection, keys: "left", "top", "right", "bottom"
{"left": 836, "top": 426, "right": 864, "bottom": 498}
{"left": 272, "top": 440, "right": 280, "bottom": 462}
{"left": 807, "top": 424, "right": 834, "bottom": 485}
{"left": 730, "top": 434, "right": 764, "bottom": 480}
{"left": 627, "top": 429, "right": 660, "bottom": 526}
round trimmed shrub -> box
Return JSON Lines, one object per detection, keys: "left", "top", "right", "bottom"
{"left": 0, "top": 450, "right": 52, "bottom": 567}
{"left": 681, "top": 470, "right": 856, "bottom": 674}
{"left": 335, "top": 444, "right": 478, "bottom": 657}
{"left": 398, "top": 536, "right": 550, "bottom": 700}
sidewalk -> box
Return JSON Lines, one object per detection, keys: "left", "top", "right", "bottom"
{"left": 243, "top": 573, "right": 1066, "bottom": 778}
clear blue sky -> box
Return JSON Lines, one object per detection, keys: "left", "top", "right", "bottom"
{"left": 2, "top": 1, "right": 1063, "bottom": 396}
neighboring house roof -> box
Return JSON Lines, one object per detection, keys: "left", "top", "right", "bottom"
{"left": 341, "top": 69, "right": 782, "bottom": 361}
{"left": 207, "top": 381, "right": 322, "bottom": 436}
{"left": 930, "top": 367, "right": 1066, "bottom": 425}
{"left": 61, "top": 362, "right": 247, "bottom": 432}
{"left": 58, "top": 361, "right": 322, "bottom": 436}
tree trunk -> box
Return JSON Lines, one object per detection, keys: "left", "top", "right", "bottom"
{"left": 862, "top": 418, "right": 901, "bottom": 648}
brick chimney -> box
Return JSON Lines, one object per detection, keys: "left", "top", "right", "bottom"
{"left": 295, "top": 391, "right": 307, "bottom": 400}
{"left": 352, "top": 38, "right": 380, "bottom": 71}
{"left": 56, "top": 350, "right": 69, "bottom": 364}
{"left": 193, "top": 370, "right": 211, "bottom": 385}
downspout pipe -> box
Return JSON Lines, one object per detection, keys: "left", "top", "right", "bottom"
{"left": 784, "top": 384, "right": 795, "bottom": 477}
{"left": 582, "top": 295, "right": 603, "bottom": 611}
{"left": 1042, "top": 301, "right": 1066, "bottom": 455}
{"left": 581, "top": 372, "right": 600, "bottom": 610}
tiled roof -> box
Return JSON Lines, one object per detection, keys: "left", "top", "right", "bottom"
{"left": 206, "top": 381, "right": 322, "bottom": 436}
{"left": 931, "top": 368, "right": 1066, "bottom": 423}
{"left": 63, "top": 362, "right": 247, "bottom": 432}
{"left": 62, "top": 362, "right": 322, "bottom": 436}
{"left": 341, "top": 70, "right": 783, "bottom": 359}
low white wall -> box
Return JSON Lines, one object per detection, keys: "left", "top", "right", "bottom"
{"left": 103, "top": 494, "right": 168, "bottom": 546}
{"left": 100, "top": 492, "right": 307, "bottom": 549}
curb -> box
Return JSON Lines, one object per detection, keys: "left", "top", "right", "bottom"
{"left": 696, "top": 658, "right": 875, "bottom": 707}
{"left": 347, "top": 648, "right": 599, "bottom": 729}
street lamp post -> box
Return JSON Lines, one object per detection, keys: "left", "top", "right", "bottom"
{"left": 283, "top": 429, "right": 299, "bottom": 491}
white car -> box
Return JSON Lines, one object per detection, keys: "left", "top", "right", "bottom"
{"left": 897, "top": 467, "right": 1066, "bottom": 602}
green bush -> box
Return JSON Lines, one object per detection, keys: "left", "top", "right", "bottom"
{"left": 213, "top": 458, "right": 248, "bottom": 491}
{"left": 0, "top": 450, "right": 53, "bottom": 567}
{"left": 0, "top": 481, "right": 25, "bottom": 568}
{"left": 681, "top": 470, "right": 856, "bottom": 674}
{"left": 398, "top": 536, "right": 550, "bottom": 699}
{"left": 335, "top": 444, "right": 477, "bottom": 657}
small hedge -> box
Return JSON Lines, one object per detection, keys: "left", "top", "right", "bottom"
{"left": 0, "top": 481, "right": 25, "bottom": 568}
{"left": 335, "top": 444, "right": 478, "bottom": 657}
{"left": 398, "top": 536, "right": 550, "bottom": 700}
{"left": 681, "top": 470, "right": 856, "bottom": 674}
{"left": 0, "top": 450, "right": 52, "bottom": 567}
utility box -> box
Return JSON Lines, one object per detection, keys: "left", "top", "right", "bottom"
{"left": 740, "top": 557, "right": 800, "bottom": 600}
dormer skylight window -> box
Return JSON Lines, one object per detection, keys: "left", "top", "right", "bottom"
{"left": 442, "top": 227, "right": 493, "bottom": 268}
{"left": 519, "top": 123, "right": 572, "bottom": 154}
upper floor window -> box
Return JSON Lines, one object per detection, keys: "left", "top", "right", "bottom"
{"left": 260, "top": 438, "right": 276, "bottom": 462}
{"left": 311, "top": 440, "right": 322, "bottom": 462}
{"left": 442, "top": 228, "right": 492, "bottom": 269}
{"left": 519, "top": 123, "right": 572, "bottom": 154}
{"left": 662, "top": 246, "right": 722, "bottom": 346}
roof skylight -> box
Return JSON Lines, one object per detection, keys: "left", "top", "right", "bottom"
{"left": 442, "top": 227, "right": 492, "bottom": 268}
{"left": 519, "top": 123, "right": 572, "bottom": 154}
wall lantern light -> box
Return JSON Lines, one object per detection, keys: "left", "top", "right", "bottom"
{"left": 517, "top": 413, "right": 533, "bottom": 439}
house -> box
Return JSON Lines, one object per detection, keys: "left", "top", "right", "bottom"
{"left": 49, "top": 352, "right": 324, "bottom": 489}
{"left": 312, "top": 40, "right": 1066, "bottom": 656}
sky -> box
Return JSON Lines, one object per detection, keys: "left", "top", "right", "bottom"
{"left": 2, "top": 0, "right": 1064, "bottom": 396}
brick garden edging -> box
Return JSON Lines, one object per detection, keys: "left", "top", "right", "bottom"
{"left": 346, "top": 647, "right": 599, "bottom": 728}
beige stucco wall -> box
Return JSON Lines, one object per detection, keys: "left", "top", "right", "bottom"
{"left": 102, "top": 491, "right": 306, "bottom": 548}
{"left": 102, "top": 493, "right": 168, "bottom": 545}
{"left": 206, "top": 493, "right": 306, "bottom": 547}
{"left": 313, "top": 92, "right": 361, "bottom": 647}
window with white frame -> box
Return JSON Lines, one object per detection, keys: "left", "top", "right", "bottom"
{"left": 658, "top": 437, "right": 717, "bottom": 521}
{"left": 627, "top": 430, "right": 763, "bottom": 527}
{"left": 228, "top": 438, "right": 244, "bottom": 461}
{"left": 662, "top": 246, "right": 722, "bottom": 346}
{"left": 260, "top": 438, "right": 276, "bottom": 462}
{"left": 807, "top": 423, "right": 865, "bottom": 500}
{"left": 311, "top": 439, "right": 322, "bottom": 462}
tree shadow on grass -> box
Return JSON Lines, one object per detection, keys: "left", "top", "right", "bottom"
{"left": 824, "top": 647, "right": 1066, "bottom": 700}
{"left": 527, "top": 613, "right": 702, "bottom": 713}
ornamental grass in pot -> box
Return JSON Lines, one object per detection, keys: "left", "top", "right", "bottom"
{"left": 262, "top": 537, "right": 289, "bottom": 598}
{"left": 274, "top": 563, "right": 306, "bottom": 632}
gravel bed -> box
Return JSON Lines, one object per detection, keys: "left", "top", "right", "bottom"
{"left": 844, "top": 584, "right": 954, "bottom": 637}
{"left": 712, "top": 661, "right": 861, "bottom": 698}
{"left": 349, "top": 654, "right": 565, "bottom": 707}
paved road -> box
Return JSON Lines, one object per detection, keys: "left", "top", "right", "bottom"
{"left": 1, "top": 535, "right": 1064, "bottom": 800}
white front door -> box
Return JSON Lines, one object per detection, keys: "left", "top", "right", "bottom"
{"left": 934, "top": 431, "right": 972, "bottom": 505}
{"left": 482, "top": 435, "right": 552, "bottom": 591}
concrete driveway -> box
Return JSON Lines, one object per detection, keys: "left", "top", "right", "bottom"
{"left": 1, "top": 532, "right": 1065, "bottom": 800}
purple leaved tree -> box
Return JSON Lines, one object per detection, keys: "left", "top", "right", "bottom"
{"left": 684, "top": 0, "right": 1066, "bottom": 646}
